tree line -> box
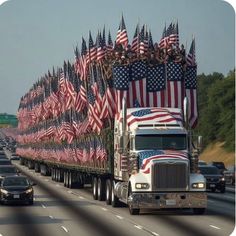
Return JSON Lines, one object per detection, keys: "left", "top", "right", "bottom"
{"left": 196, "top": 70, "right": 235, "bottom": 152}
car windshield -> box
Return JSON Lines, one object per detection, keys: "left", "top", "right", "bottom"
{"left": 135, "top": 134, "right": 187, "bottom": 150}
{"left": 213, "top": 163, "right": 225, "bottom": 169}
{"left": 0, "top": 167, "right": 17, "bottom": 174}
{"left": 199, "top": 167, "right": 220, "bottom": 175}
{"left": 3, "top": 178, "right": 29, "bottom": 187}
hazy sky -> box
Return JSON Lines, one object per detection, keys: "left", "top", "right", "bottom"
{"left": 0, "top": 0, "right": 235, "bottom": 114}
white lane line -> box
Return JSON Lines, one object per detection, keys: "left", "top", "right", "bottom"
{"left": 207, "top": 200, "right": 215, "bottom": 203}
{"left": 151, "top": 232, "right": 160, "bottom": 236}
{"left": 79, "top": 196, "right": 84, "bottom": 199}
{"left": 67, "top": 190, "right": 73, "bottom": 194}
{"left": 101, "top": 207, "right": 108, "bottom": 211}
{"left": 115, "top": 215, "right": 124, "bottom": 220}
{"left": 0, "top": 233, "right": 3, "bottom": 236}
{"left": 209, "top": 225, "right": 221, "bottom": 230}
{"left": 49, "top": 215, "right": 54, "bottom": 219}
{"left": 134, "top": 225, "right": 143, "bottom": 230}
{"left": 61, "top": 226, "right": 69, "bottom": 233}
{"left": 41, "top": 204, "right": 46, "bottom": 209}
{"left": 44, "top": 179, "right": 49, "bottom": 182}
{"left": 56, "top": 184, "right": 60, "bottom": 187}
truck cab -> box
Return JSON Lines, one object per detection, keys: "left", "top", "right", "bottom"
{"left": 114, "top": 107, "right": 207, "bottom": 215}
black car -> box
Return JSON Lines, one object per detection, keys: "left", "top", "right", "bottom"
{"left": 223, "top": 165, "right": 235, "bottom": 185}
{"left": 0, "top": 165, "right": 19, "bottom": 183}
{"left": 0, "top": 176, "right": 35, "bottom": 205}
{"left": 10, "top": 154, "right": 20, "bottom": 161}
{"left": 198, "top": 166, "right": 226, "bottom": 193}
{"left": 208, "top": 161, "right": 226, "bottom": 174}
{"left": 0, "top": 155, "right": 7, "bottom": 160}
{"left": 0, "top": 159, "right": 12, "bottom": 165}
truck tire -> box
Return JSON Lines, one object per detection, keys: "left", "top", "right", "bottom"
{"left": 220, "top": 187, "right": 225, "bottom": 193}
{"left": 97, "top": 178, "right": 105, "bottom": 201}
{"left": 128, "top": 184, "right": 140, "bottom": 215}
{"left": 68, "top": 172, "right": 72, "bottom": 188}
{"left": 193, "top": 208, "right": 206, "bottom": 215}
{"left": 105, "top": 179, "right": 112, "bottom": 205}
{"left": 93, "top": 177, "right": 98, "bottom": 200}
{"left": 111, "top": 181, "right": 120, "bottom": 207}
{"left": 64, "top": 171, "right": 68, "bottom": 187}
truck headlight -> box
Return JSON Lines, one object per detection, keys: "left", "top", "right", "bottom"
{"left": 0, "top": 189, "right": 8, "bottom": 194}
{"left": 135, "top": 183, "right": 149, "bottom": 189}
{"left": 25, "top": 188, "right": 33, "bottom": 194}
{"left": 192, "top": 183, "right": 205, "bottom": 189}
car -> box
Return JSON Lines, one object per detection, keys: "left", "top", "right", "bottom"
{"left": 0, "top": 156, "right": 8, "bottom": 160}
{"left": 223, "top": 165, "right": 235, "bottom": 185}
{"left": 10, "top": 154, "right": 20, "bottom": 161}
{"left": 208, "top": 161, "right": 226, "bottom": 174}
{"left": 0, "top": 159, "right": 12, "bottom": 165}
{"left": 198, "top": 165, "right": 226, "bottom": 193}
{"left": 0, "top": 165, "right": 19, "bottom": 183}
{"left": 0, "top": 176, "right": 35, "bottom": 205}
{"left": 198, "top": 160, "right": 207, "bottom": 166}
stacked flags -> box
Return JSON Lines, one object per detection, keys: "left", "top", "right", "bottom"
{"left": 16, "top": 16, "right": 199, "bottom": 166}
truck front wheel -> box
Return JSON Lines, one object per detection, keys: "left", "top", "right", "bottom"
{"left": 128, "top": 184, "right": 140, "bottom": 215}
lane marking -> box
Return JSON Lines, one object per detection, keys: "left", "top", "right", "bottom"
{"left": 49, "top": 215, "right": 54, "bottom": 219}
{"left": 209, "top": 225, "right": 221, "bottom": 230}
{"left": 56, "top": 184, "right": 60, "bottom": 187}
{"left": 134, "top": 225, "right": 143, "bottom": 230}
{"left": 207, "top": 200, "right": 215, "bottom": 203}
{"left": 79, "top": 196, "right": 84, "bottom": 199}
{"left": 101, "top": 207, "right": 108, "bottom": 211}
{"left": 115, "top": 215, "right": 124, "bottom": 220}
{"left": 67, "top": 190, "right": 73, "bottom": 194}
{"left": 41, "top": 204, "right": 46, "bottom": 209}
{"left": 44, "top": 179, "right": 49, "bottom": 182}
{"left": 61, "top": 226, "right": 69, "bottom": 233}
{"left": 151, "top": 232, "right": 160, "bottom": 236}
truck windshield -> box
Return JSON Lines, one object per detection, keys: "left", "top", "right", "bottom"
{"left": 135, "top": 134, "right": 187, "bottom": 150}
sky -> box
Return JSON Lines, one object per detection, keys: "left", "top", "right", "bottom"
{"left": 0, "top": 0, "right": 235, "bottom": 114}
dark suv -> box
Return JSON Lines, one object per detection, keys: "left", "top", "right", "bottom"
{"left": 198, "top": 165, "right": 226, "bottom": 193}
{"left": 208, "top": 161, "right": 226, "bottom": 174}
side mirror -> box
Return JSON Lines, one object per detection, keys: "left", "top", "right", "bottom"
{"left": 197, "top": 136, "right": 203, "bottom": 151}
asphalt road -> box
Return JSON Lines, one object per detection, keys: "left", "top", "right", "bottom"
{"left": 0, "top": 158, "right": 235, "bottom": 236}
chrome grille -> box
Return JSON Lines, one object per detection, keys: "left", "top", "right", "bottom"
{"left": 152, "top": 162, "right": 188, "bottom": 190}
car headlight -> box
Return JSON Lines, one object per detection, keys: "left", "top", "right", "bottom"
{"left": 220, "top": 177, "right": 225, "bottom": 181}
{"left": 0, "top": 189, "right": 8, "bottom": 194}
{"left": 135, "top": 183, "right": 149, "bottom": 189}
{"left": 25, "top": 188, "right": 33, "bottom": 194}
{"left": 192, "top": 183, "right": 205, "bottom": 189}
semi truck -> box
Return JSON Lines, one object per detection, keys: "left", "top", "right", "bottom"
{"left": 16, "top": 19, "right": 207, "bottom": 215}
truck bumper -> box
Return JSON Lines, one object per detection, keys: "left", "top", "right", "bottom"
{"left": 127, "top": 192, "right": 207, "bottom": 209}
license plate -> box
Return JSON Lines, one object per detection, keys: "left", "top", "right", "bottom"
{"left": 210, "top": 184, "right": 215, "bottom": 187}
{"left": 166, "top": 199, "right": 176, "bottom": 206}
{"left": 13, "top": 195, "right": 20, "bottom": 199}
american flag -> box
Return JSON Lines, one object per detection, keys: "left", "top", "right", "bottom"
{"left": 187, "top": 38, "right": 196, "bottom": 66}
{"left": 129, "top": 60, "right": 147, "bottom": 107}
{"left": 139, "top": 150, "right": 188, "bottom": 174}
{"left": 116, "top": 15, "right": 128, "bottom": 48}
{"left": 139, "top": 25, "right": 148, "bottom": 55}
{"left": 166, "top": 62, "right": 184, "bottom": 109}
{"left": 87, "top": 85, "right": 103, "bottom": 133}
{"left": 168, "top": 23, "right": 179, "bottom": 47}
{"left": 113, "top": 64, "right": 130, "bottom": 113}
{"left": 147, "top": 64, "right": 165, "bottom": 107}
{"left": 126, "top": 108, "right": 183, "bottom": 128}
{"left": 185, "top": 65, "right": 198, "bottom": 128}
{"left": 80, "top": 37, "right": 88, "bottom": 80}
{"left": 87, "top": 31, "right": 97, "bottom": 63}
{"left": 131, "top": 24, "right": 139, "bottom": 52}
{"left": 159, "top": 24, "right": 167, "bottom": 49}
{"left": 97, "top": 31, "right": 105, "bottom": 61}
{"left": 148, "top": 30, "right": 154, "bottom": 51}
{"left": 107, "top": 30, "right": 113, "bottom": 51}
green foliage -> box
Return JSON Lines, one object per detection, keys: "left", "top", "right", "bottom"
{"left": 196, "top": 70, "right": 235, "bottom": 152}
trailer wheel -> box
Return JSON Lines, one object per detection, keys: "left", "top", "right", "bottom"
{"left": 193, "top": 208, "right": 206, "bottom": 215}
{"left": 93, "top": 177, "right": 98, "bottom": 200}
{"left": 68, "top": 172, "right": 72, "bottom": 188}
{"left": 105, "top": 179, "right": 112, "bottom": 205}
{"left": 64, "top": 171, "right": 68, "bottom": 187}
{"left": 97, "top": 178, "right": 105, "bottom": 201}
{"left": 111, "top": 181, "right": 120, "bottom": 207}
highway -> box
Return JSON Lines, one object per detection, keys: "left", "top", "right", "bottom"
{"left": 0, "top": 157, "right": 234, "bottom": 236}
